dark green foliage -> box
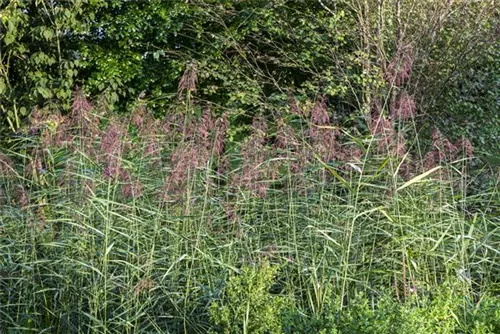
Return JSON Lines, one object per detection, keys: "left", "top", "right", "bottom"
{"left": 2, "top": 1, "right": 498, "bottom": 163}
{"left": 0, "top": 0, "right": 106, "bottom": 131}
{"left": 437, "top": 44, "right": 500, "bottom": 163}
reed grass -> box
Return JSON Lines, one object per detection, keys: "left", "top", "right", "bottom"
{"left": 0, "top": 104, "right": 498, "bottom": 333}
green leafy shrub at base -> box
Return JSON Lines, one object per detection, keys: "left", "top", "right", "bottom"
{"left": 209, "top": 261, "right": 289, "bottom": 334}
{"left": 282, "top": 282, "right": 500, "bottom": 334}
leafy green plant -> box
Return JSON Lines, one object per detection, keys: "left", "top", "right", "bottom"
{"left": 209, "top": 261, "right": 289, "bottom": 334}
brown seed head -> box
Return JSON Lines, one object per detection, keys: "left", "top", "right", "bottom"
{"left": 71, "top": 87, "right": 99, "bottom": 139}
{"left": 312, "top": 95, "right": 329, "bottom": 126}
{"left": 178, "top": 60, "right": 198, "bottom": 98}
{"left": 385, "top": 46, "right": 414, "bottom": 87}
{"left": 391, "top": 92, "right": 416, "bottom": 121}
{"left": 0, "top": 152, "right": 14, "bottom": 177}
{"left": 214, "top": 113, "right": 229, "bottom": 157}
{"left": 15, "top": 185, "right": 29, "bottom": 210}
{"left": 288, "top": 94, "right": 302, "bottom": 116}
{"left": 199, "top": 107, "right": 214, "bottom": 141}
{"left": 135, "top": 279, "right": 154, "bottom": 295}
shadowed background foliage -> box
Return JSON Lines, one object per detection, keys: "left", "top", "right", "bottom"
{"left": 1, "top": 0, "right": 498, "bottom": 158}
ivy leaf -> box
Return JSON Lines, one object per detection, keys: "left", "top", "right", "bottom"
{"left": 42, "top": 28, "right": 54, "bottom": 40}
{"left": 37, "top": 86, "right": 52, "bottom": 99}
{"left": 4, "top": 32, "right": 16, "bottom": 45}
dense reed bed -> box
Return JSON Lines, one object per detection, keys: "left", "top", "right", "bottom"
{"left": 0, "top": 93, "right": 499, "bottom": 333}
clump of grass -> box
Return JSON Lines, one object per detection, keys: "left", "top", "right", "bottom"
{"left": 0, "top": 90, "right": 498, "bottom": 333}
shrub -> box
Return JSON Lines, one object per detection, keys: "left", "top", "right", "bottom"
{"left": 209, "top": 261, "right": 289, "bottom": 334}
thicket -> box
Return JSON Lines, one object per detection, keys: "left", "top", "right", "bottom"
{"left": 1, "top": 0, "right": 498, "bottom": 156}
{"left": 0, "top": 0, "right": 499, "bottom": 333}
{"left": 1, "top": 90, "right": 499, "bottom": 332}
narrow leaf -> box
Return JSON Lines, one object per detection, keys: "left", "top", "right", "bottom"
{"left": 105, "top": 242, "right": 114, "bottom": 256}
{"left": 314, "top": 154, "right": 352, "bottom": 191}
{"left": 397, "top": 166, "right": 441, "bottom": 191}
